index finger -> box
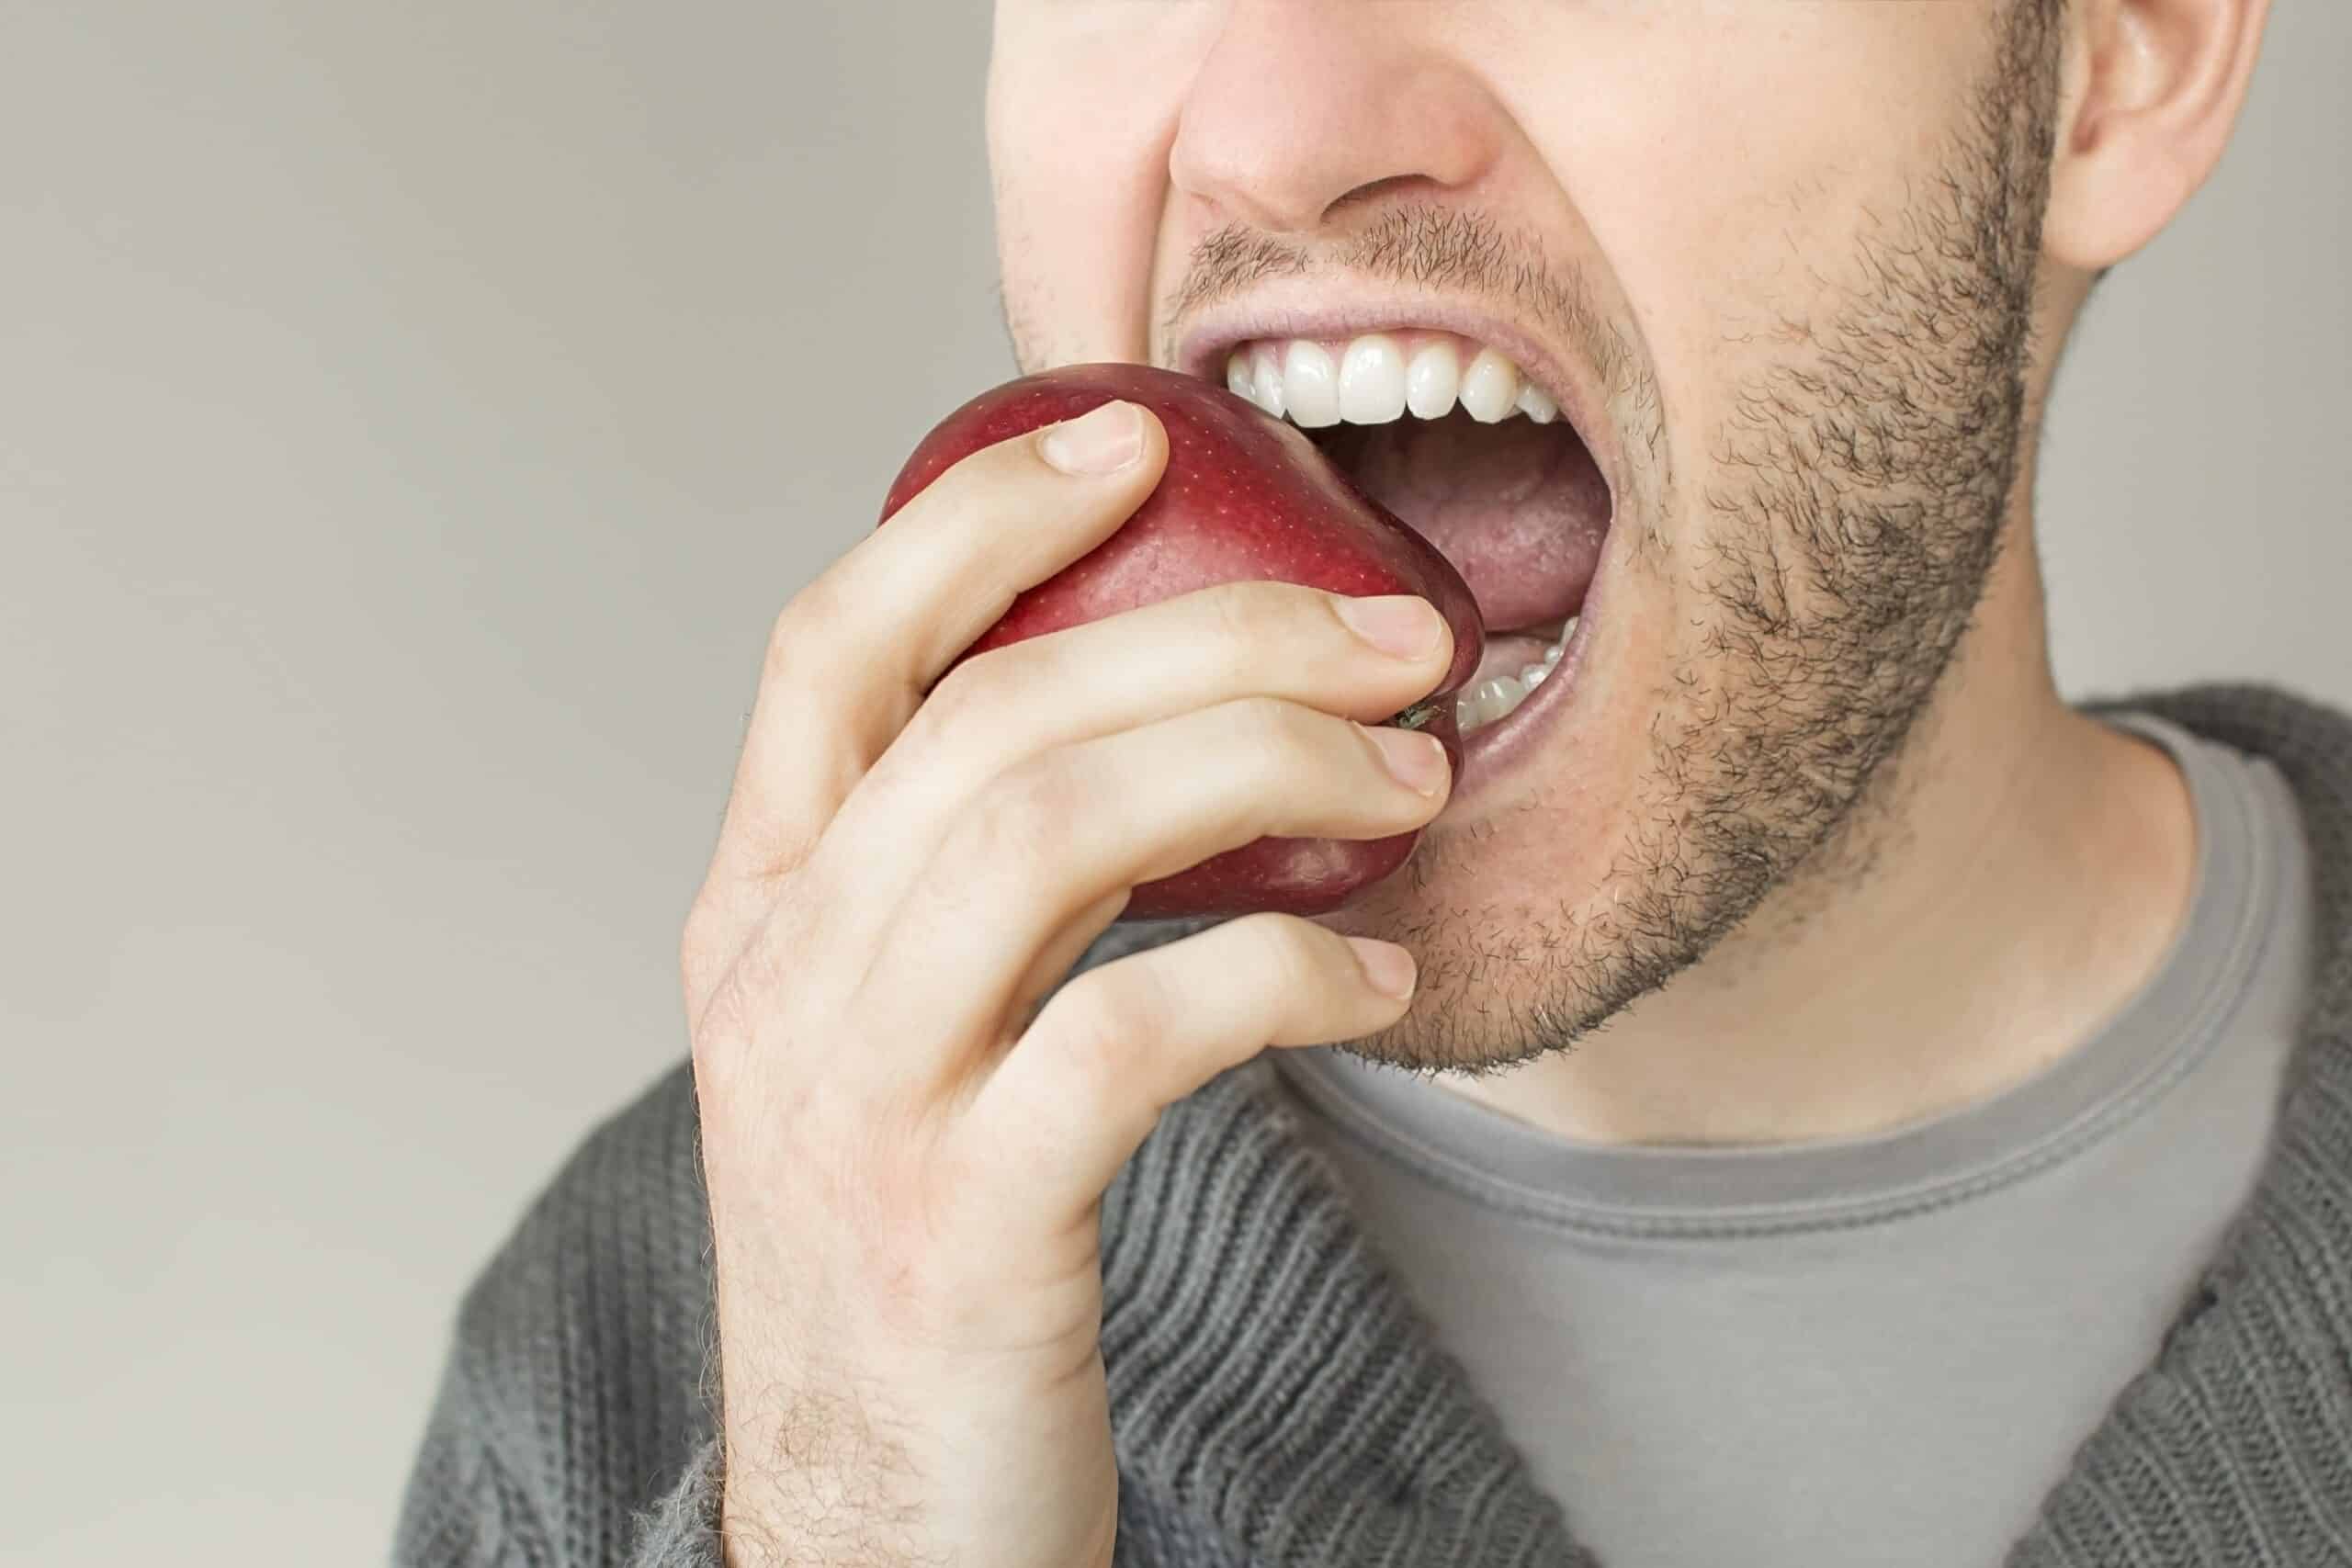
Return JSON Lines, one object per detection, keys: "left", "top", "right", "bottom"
{"left": 705, "top": 400, "right": 1169, "bottom": 893}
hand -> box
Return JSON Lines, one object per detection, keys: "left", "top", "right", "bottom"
{"left": 679, "top": 399, "right": 1454, "bottom": 1568}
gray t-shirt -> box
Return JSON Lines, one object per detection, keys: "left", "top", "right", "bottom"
{"left": 1268, "top": 713, "right": 2316, "bottom": 1568}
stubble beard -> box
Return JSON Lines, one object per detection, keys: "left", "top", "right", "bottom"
{"left": 1349, "top": 1, "right": 2068, "bottom": 1077}
{"left": 999, "top": 7, "right": 2071, "bottom": 1074}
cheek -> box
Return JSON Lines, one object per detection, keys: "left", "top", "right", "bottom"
{"left": 989, "top": 8, "right": 1216, "bottom": 371}
{"left": 1489, "top": 8, "right": 1979, "bottom": 437}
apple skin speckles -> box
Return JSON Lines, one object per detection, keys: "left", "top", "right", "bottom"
{"left": 878, "top": 362, "right": 1487, "bottom": 920}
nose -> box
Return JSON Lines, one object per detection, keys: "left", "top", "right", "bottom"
{"left": 1168, "top": 0, "right": 1508, "bottom": 237}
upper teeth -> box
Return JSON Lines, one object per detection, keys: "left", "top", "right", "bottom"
{"left": 1225, "top": 333, "right": 1557, "bottom": 431}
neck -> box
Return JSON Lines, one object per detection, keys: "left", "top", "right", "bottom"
{"left": 1438, "top": 509, "right": 2200, "bottom": 1147}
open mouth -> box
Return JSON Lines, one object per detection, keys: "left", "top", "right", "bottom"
{"left": 1212, "top": 329, "right": 1614, "bottom": 747}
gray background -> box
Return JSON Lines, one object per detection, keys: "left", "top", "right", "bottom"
{"left": 2, "top": 3, "right": 2344, "bottom": 1562}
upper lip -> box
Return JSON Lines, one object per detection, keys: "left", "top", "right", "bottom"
{"left": 1170, "top": 287, "right": 1623, "bottom": 499}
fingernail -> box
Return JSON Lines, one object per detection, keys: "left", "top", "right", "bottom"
{"left": 1040, "top": 401, "right": 1143, "bottom": 475}
{"left": 1349, "top": 938, "right": 1418, "bottom": 999}
{"left": 1335, "top": 594, "right": 1443, "bottom": 660}
{"left": 1362, "top": 724, "right": 1450, "bottom": 795}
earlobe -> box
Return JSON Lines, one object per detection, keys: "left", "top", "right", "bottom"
{"left": 2041, "top": 0, "right": 2270, "bottom": 274}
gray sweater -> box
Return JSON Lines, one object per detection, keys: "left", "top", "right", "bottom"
{"left": 394, "top": 685, "right": 2352, "bottom": 1567}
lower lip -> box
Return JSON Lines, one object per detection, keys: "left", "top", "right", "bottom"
{"left": 1453, "top": 566, "right": 1607, "bottom": 801}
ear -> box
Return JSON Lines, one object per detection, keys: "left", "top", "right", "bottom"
{"left": 2042, "top": 0, "right": 2272, "bottom": 271}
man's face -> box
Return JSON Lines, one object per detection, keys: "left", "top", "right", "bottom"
{"left": 988, "top": 2, "right": 2066, "bottom": 1070}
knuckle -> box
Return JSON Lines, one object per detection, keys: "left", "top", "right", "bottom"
{"left": 688, "top": 960, "right": 761, "bottom": 1089}
{"left": 921, "top": 443, "right": 1032, "bottom": 528}
{"left": 687, "top": 896, "right": 818, "bottom": 1070}
{"left": 695, "top": 937, "right": 779, "bottom": 1054}
{"left": 1045, "top": 976, "right": 1138, "bottom": 1084}
{"left": 908, "top": 649, "right": 1004, "bottom": 750}
{"left": 763, "top": 590, "right": 833, "bottom": 682}
{"left": 1194, "top": 579, "right": 1296, "bottom": 659}
{"left": 1240, "top": 912, "right": 1333, "bottom": 997}
{"left": 1036, "top": 976, "right": 1162, "bottom": 1129}
{"left": 1230, "top": 694, "right": 1325, "bottom": 762}
{"left": 681, "top": 879, "right": 751, "bottom": 960}
{"left": 955, "top": 759, "right": 1075, "bottom": 872}
{"left": 1200, "top": 575, "right": 1283, "bottom": 626}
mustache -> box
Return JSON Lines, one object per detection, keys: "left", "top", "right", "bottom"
{"left": 1159, "top": 203, "right": 1635, "bottom": 396}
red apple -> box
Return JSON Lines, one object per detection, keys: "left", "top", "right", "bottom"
{"left": 877, "top": 362, "right": 1485, "bottom": 919}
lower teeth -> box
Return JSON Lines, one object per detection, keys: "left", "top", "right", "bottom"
{"left": 1456, "top": 616, "right": 1576, "bottom": 736}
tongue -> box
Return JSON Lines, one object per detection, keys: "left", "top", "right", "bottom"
{"left": 1331, "top": 414, "right": 1611, "bottom": 633}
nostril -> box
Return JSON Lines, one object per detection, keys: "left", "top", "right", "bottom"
{"left": 1324, "top": 174, "right": 1436, "bottom": 222}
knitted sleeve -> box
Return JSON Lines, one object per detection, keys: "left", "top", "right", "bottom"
{"left": 390, "top": 1064, "right": 724, "bottom": 1566}
{"left": 391, "top": 1356, "right": 727, "bottom": 1567}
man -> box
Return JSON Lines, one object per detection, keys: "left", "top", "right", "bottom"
{"left": 397, "top": 1, "right": 2351, "bottom": 1564}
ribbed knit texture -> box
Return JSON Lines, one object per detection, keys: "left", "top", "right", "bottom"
{"left": 393, "top": 685, "right": 2352, "bottom": 1567}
